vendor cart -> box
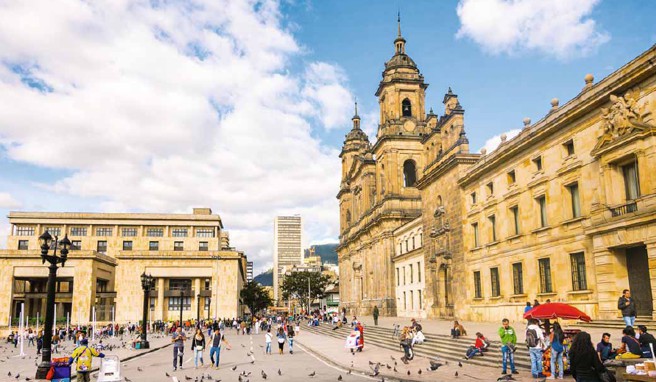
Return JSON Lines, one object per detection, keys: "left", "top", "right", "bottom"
{"left": 97, "top": 355, "right": 121, "bottom": 382}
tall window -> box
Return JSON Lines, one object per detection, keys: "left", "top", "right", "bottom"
{"left": 97, "top": 241, "right": 107, "bottom": 253}
{"left": 487, "top": 182, "right": 494, "bottom": 196}
{"left": 473, "top": 271, "right": 482, "bottom": 298}
{"left": 622, "top": 162, "right": 640, "bottom": 200}
{"left": 409, "top": 264, "right": 413, "bottom": 283}
{"left": 533, "top": 156, "right": 543, "bottom": 171}
{"left": 403, "top": 160, "right": 417, "bottom": 187}
{"left": 402, "top": 98, "right": 412, "bottom": 117}
{"left": 417, "top": 262, "right": 421, "bottom": 282}
{"left": 95, "top": 227, "right": 113, "bottom": 236}
{"left": 537, "top": 196, "right": 548, "bottom": 227}
{"left": 149, "top": 241, "right": 159, "bottom": 251}
{"left": 564, "top": 140, "right": 575, "bottom": 156}
{"left": 122, "top": 227, "right": 138, "bottom": 237}
{"left": 471, "top": 192, "right": 477, "bottom": 205}
{"left": 490, "top": 267, "right": 500, "bottom": 297}
{"left": 147, "top": 227, "right": 164, "bottom": 237}
{"left": 172, "top": 228, "right": 188, "bottom": 237}
{"left": 412, "top": 236, "right": 415, "bottom": 249}
{"left": 403, "top": 267, "right": 406, "bottom": 285}
{"left": 510, "top": 206, "right": 520, "bottom": 235}
{"left": 16, "top": 226, "right": 35, "bottom": 236}
{"left": 539, "top": 258, "right": 553, "bottom": 293}
{"left": 410, "top": 290, "right": 414, "bottom": 309}
{"left": 418, "top": 290, "right": 422, "bottom": 309}
{"left": 122, "top": 241, "right": 133, "bottom": 251}
{"left": 403, "top": 292, "right": 407, "bottom": 309}
{"left": 507, "top": 170, "right": 516, "bottom": 185}
{"left": 168, "top": 296, "right": 191, "bottom": 311}
{"left": 570, "top": 252, "right": 587, "bottom": 291}
{"left": 396, "top": 268, "right": 400, "bottom": 286}
{"left": 488, "top": 215, "right": 496, "bottom": 242}
{"left": 568, "top": 183, "right": 581, "bottom": 218}
{"left": 512, "top": 263, "right": 524, "bottom": 295}
{"left": 70, "top": 227, "right": 87, "bottom": 236}
{"left": 472, "top": 223, "right": 479, "bottom": 247}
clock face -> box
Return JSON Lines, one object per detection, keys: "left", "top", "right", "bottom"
{"left": 403, "top": 119, "right": 416, "bottom": 132}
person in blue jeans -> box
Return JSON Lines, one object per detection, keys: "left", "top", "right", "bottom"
{"left": 287, "top": 325, "right": 295, "bottom": 354}
{"left": 618, "top": 289, "right": 637, "bottom": 327}
{"left": 527, "top": 319, "right": 547, "bottom": 378}
{"left": 549, "top": 322, "right": 565, "bottom": 379}
{"left": 498, "top": 319, "right": 519, "bottom": 375}
{"left": 209, "top": 328, "right": 231, "bottom": 369}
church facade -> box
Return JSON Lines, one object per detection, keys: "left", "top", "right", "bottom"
{"left": 338, "top": 21, "right": 656, "bottom": 321}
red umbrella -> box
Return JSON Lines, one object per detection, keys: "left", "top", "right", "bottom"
{"left": 523, "top": 302, "right": 592, "bottom": 322}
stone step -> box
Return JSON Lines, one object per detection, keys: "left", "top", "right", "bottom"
{"left": 303, "top": 324, "right": 532, "bottom": 370}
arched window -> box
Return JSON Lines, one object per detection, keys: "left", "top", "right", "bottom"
{"left": 403, "top": 160, "right": 417, "bottom": 187}
{"left": 402, "top": 98, "right": 412, "bottom": 117}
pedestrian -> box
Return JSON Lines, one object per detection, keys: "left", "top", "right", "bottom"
{"left": 209, "top": 328, "right": 231, "bottom": 369}
{"left": 638, "top": 325, "right": 656, "bottom": 357}
{"left": 616, "top": 326, "right": 642, "bottom": 359}
{"left": 526, "top": 319, "right": 546, "bottom": 378}
{"left": 265, "top": 328, "right": 272, "bottom": 355}
{"left": 356, "top": 321, "right": 364, "bottom": 351}
{"left": 287, "top": 324, "right": 295, "bottom": 354}
{"left": 276, "top": 327, "right": 286, "bottom": 355}
{"left": 548, "top": 322, "right": 565, "bottom": 379}
{"left": 524, "top": 302, "right": 532, "bottom": 314}
{"left": 191, "top": 328, "right": 205, "bottom": 369}
{"left": 68, "top": 338, "right": 105, "bottom": 382}
{"left": 618, "top": 289, "right": 637, "bottom": 327}
{"left": 345, "top": 326, "right": 361, "bottom": 355}
{"left": 372, "top": 305, "right": 379, "bottom": 326}
{"left": 171, "top": 327, "right": 186, "bottom": 371}
{"left": 498, "top": 318, "right": 518, "bottom": 376}
{"left": 569, "top": 331, "right": 605, "bottom": 382}
{"left": 399, "top": 327, "right": 414, "bottom": 363}
{"left": 36, "top": 331, "right": 43, "bottom": 355}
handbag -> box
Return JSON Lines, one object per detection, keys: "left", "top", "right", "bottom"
{"left": 195, "top": 345, "right": 203, "bottom": 351}
{"left": 598, "top": 369, "right": 617, "bottom": 382}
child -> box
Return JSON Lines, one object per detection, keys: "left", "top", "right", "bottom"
{"left": 265, "top": 328, "right": 272, "bottom": 355}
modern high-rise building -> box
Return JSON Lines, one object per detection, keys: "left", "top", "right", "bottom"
{"left": 273, "top": 215, "right": 302, "bottom": 302}
{"left": 246, "top": 261, "right": 253, "bottom": 282}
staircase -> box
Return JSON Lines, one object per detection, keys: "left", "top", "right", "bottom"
{"left": 576, "top": 316, "right": 656, "bottom": 330}
{"left": 302, "top": 323, "right": 532, "bottom": 370}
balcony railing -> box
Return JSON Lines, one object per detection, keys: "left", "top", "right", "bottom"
{"left": 610, "top": 201, "right": 638, "bottom": 217}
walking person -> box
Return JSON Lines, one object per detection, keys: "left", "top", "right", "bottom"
{"left": 548, "top": 322, "right": 565, "bottom": 379}
{"left": 68, "top": 338, "right": 105, "bottom": 382}
{"left": 526, "top": 319, "right": 546, "bottom": 378}
{"left": 276, "top": 327, "right": 286, "bottom": 355}
{"left": 498, "top": 319, "right": 518, "bottom": 376}
{"left": 171, "top": 327, "right": 187, "bottom": 371}
{"left": 372, "top": 305, "right": 379, "bottom": 326}
{"left": 191, "top": 328, "right": 205, "bottom": 369}
{"left": 287, "top": 324, "right": 295, "bottom": 354}
{"left": 618, "top": 289, "right": 637, "bottom": 327}
{"left": 569, "top": 331, "right": 605, "bottom": 382}
{"left": 265, "top": 328, "right": 272, "bottom": 355}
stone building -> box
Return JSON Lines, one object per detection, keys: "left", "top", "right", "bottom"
{"left": 338, "top": 17, "right": 656, "bottom": 321}
{"left": 0, "top": 208, "right": 248, "bottom": 329}
{"left": 393, "top": 217, "right": 425, "bottom": 318}
{"left": 273, "top": 215, "right": 302, "bottom": 303}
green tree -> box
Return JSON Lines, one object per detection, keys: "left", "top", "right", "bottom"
{"left": 240, "top": 281, "right": 273, "bottom": 314}
{"left": 281, "top": 271, "right": 331, "bottom": 310}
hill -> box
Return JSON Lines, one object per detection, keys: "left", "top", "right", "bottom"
{"left": 253, "top": 268, "right": 273, "bottom": 286}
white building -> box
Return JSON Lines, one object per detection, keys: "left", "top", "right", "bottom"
{"left": 273, "top": 216, "right": 302, "bottom": 302}
{"left": 393, "top": 217, "right": 425, "bottom": 318}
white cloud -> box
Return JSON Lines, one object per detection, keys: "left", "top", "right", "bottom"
{"left": 478, "top": 129, "right": 521, "bottom": 154}
{"left": 0, "top": 0, "right": 351, "bottom": 274}
{"left": 456, "top": 0, "right": 609, "bottom": 59}
{"left": 0, "top": 193, "right": 20, "bottom": 209}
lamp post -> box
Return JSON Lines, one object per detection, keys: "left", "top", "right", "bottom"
{"left": 139, "top": 272, "right": 154, "bottom": 349}
{"left": 196, "top": 293, "right": 201, "bottom": 324}
{"left": 179, "top": 288, "right": 185, "bottom": 328}
{"left": 35, "top": 231, "right": 71, "bottom": 379}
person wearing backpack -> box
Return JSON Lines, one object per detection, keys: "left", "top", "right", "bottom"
{"left": 527, "top": 319, "right": 547, "bottom": 378}
{"left": 548, "top": 322, "right": 565, "bottom": 379}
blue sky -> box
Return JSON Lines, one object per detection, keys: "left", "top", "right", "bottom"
{"left": 0, "top": 0, "right": 654, "bottom": 274}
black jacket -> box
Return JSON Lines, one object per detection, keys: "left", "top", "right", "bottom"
{"left": 191, "top": 336, "right": 205, "bottom": 350}
{"left": 618, "top": 296, "right": 637, "bottom": 317}
{"left": 570, "top": 349, "right": 604, "bottom": 381}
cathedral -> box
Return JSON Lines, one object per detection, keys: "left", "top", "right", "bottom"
{"left": 338, "top": 19, "right": 656, "bottom": 322}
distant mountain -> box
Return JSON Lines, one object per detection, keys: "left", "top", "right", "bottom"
{"left": 253, "top": 269, "right": 273, "bottom": 286}
{"left": 305, "top": 243, "right": 339, "bottom": 265}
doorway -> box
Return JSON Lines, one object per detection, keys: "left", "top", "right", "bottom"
{"left": 626, "top": 245, "right": 653, "bottom": 316}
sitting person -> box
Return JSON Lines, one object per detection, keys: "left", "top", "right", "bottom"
{"left": 464, "top": 332, "right": 486, "bottom": 359}
{"left": 451, "top": 320, "right": 467, "bottom": 339}
{"left": 616, "top": 326, "right": 642, "bottom": 359}
{"left": 638, "top": 325, "right": 656, "bottom": 358}
{"left": 596, "top": 333, "right": 617, "bottom": 362}
{"left": 410, "top": 319, "right": 425, "bottom": 345}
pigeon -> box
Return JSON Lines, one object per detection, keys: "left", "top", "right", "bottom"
{"left": 429, "top": 361, "right": 444, "bottom": 371}
{"left": 8, "top": 372, "right": 11, "bottom": 376}
{"left": 497, "top": 376, "right": 517, "bottom": 381}
{"left": 368, "top": 361, "right": 375, "bottom": 366}
{"left": 125, "top": 378, "right": 132, "bottom": 382}
{"left": 393, "top": 367, "right": 398, "bottom": 372}
{"left": 138, "top": 367, "right": 143, "bottom": 372}
{"left": 185, "top": 376, "right": 193, "bottom": 380}
{"left": 386, "top": 364, "right": 391, "bottom": 370}
{"left": 15, "top": 374, "right": 19, "bottom": 379}
{"left": 277, "top": 369, "right": 281, "bottom": 376}
{"left": 166, "top": 372, "right": 171, "bottom": 377}
{"left": 25, "top": 378, "right": 31, "bottom": 381}
{"left": 239, "top": 376, "right": 243, "bottom": 382}
{"left": 308, "top": 371, "right": 316, "bottom": 377}
{"left": 458, "top": 361, "right": 463, "bottom": 367}
{"left": 337, "top": 376, "right": 342, "bottom": 381}
{"left": 261, "top": 370, "right": 267, "bottom": 379}
{"left": 418, "top": 369, "right": 422, "bottom": 375}
{"left": 347, "top": 370, "right": 352, "bottom": 375}
{"left": 407, "top": 370, "right": 411, "bottom": 375}
{"left": 455, "top": 371, "right": 459, "bottom": 377}
{"left": 232, "top": 366, "right": 238, "bottom": 371}
{"left": 390, "top": 355, "right": 395, "bottom": 361}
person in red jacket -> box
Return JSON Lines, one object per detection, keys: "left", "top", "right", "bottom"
{"left": 464, "top": 332, "right": 487, "bottom": 359}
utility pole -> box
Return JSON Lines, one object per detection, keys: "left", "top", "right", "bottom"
{"left": 308, "top": 276, "right": 311, "bottom": 314}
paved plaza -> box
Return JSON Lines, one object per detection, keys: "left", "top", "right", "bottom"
{"left": 0, "top": 323, "right": 585, "bottom": 382}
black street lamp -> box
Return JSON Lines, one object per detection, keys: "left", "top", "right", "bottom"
{"left": 35, "top": 231, "right": 71, "bottom": 379}
{"left": 196, "top": 293, "right": 201, "bottom": 324}
{"left": 139, "top": 272, "right": 155, "bottom": 349}
{"left": 179, "top": 288, "right": 185, "bottom": 328}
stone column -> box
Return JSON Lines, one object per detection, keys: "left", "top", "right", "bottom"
{"left": 593, "top": 248, "right": 621, "bottom": 319}
{"left": 157, "top": 278, "right": 165, "bottom": 321}
{"left": 646, "top": 241, "right": 656, "bottom": 320}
